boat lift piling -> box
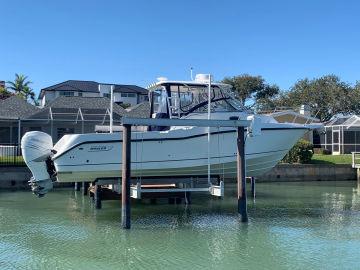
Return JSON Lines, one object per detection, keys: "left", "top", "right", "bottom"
{"left": 82, "top": 181, "right": 89, "bottom": 196}
{"left": 237, "top": 126, "right": 247, "bottom": 222}
{"left": 121, "top": 124, "right": 131, "bottom": 229}
{"left": 120, "top": 117, "right": 250, "bottom": 229}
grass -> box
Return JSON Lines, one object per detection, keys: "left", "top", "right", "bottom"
{"left": 310, "top": 154, "right": 352, "bottom": 165}
{"left": 0, "top": 156, "right": 25, "bottom": 165}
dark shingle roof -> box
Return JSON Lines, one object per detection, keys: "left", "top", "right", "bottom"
{"left": 30, "top": 96, "right": 126, "bottom": 120}
{"left": 113, "top": 85, "right": 148, "bottom": 94}
{"left": 125, "top": 102, "right": 151, "bottom": 118}
{"left": 40, "top": 80, "right": 148, "bottom": 98}
{"left": 0, "top": 96, "right": 40, "bottom": 119}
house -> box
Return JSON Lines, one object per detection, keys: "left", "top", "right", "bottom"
{"left": 0, "top": 95, "right": 130, "bottom": 146}
{"left": 29, "top": 96, "right": 127, "bottom": 142}
{"left": 39, "top": 80, "right": 148, "bottom": 107}
{"left": 125, "top": 102, "right": 151, "bottom": 118}
{"left": 0, "top": 96, "right": 40, "bottom": 145}
{"left": 320, "top": 115, "right": 360, "bottom": 155}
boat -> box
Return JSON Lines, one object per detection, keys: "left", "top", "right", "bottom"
{"left": 21, "top": 74, "right": 319, "bottom": 197}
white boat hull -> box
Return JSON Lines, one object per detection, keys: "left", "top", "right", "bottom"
{"left": 52, "top": 126, "right": 308, "bottom": 182}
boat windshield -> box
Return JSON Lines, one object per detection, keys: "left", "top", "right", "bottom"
{"left": 169, "top": 84, "right": 244, "bottom": 114}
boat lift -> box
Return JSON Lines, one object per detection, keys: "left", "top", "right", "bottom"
{"left": 119, "top": 117, "right": 250, "bottom": 229}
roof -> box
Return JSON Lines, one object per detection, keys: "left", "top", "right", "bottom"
{"left": 325, "top": 115, "right": 359, "bottom": 127}
{"left": 40, "top": 80, "right": 148, "bottom": 98}
{"left": 125, "top": 102, "right": 151, "bottom": 118}
{"left": 113, "top": 85, "right": 148, "bottom": 94}
{"left": 30, "top": 96, "right": 126, "bottom": 120}
{"left": 0, "top": 96, "right": 40, "bottom": 119}
{"left": 267, "top": 110, "right": 320, "bottom": 123}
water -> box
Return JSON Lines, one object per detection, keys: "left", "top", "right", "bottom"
{"left": 1, "top": 182, "right": 360, "bottom": 270}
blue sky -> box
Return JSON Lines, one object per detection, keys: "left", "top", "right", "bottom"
{"left": 1, "top": 0, "right": 359, "bottom": 96}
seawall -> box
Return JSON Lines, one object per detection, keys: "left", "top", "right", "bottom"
{"left": 0, "top": 167, "right": 72, "bottom": 189}
{"left": 0, "top": 164, "right": 356, "bottom": 190}
{"left": 256, "top": 164, "right": 356, "bottom": 182}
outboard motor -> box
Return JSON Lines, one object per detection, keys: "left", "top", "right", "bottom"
{"left": 21, "top": 131, "right": 54, "bottom": 197}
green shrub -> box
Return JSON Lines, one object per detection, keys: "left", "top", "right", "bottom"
{"left": 282, "top": 139, "right": 314, "bottom": 164}
{"left": 313, "top": 148, "right": 331, "bottom": 155}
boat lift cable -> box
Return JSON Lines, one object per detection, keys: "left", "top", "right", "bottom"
{"left": 140, "top": 130, "right": 144, "bottom": 182}
{"left": 207, "top": 74, "right": 211, "bottom": 186}
{"left": 217, "top": 125, "right": 222, "bottom": 182}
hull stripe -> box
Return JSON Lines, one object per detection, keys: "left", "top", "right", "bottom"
{"left": 57, "top": 148, "right": 289, "bottom": 167}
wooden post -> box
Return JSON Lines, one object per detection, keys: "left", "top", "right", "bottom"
{"left": 251, "top": 177, "right": 256, "bottom": 199}
{"left": 237, "top": 126, "right": 248, "bottom": 222}
{"left": 94, "top": 184, "right": 102, "bottom": 209}
{"left": 82, "top": 182, "right": 89, "bottom": 196}
{"left": 122, "top": 124, "right": 131, "bottom": 229}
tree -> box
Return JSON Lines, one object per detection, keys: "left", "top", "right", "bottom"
{"left": 222, "top": 74, "right": 279, "bottom": 107}
{"left": 7, "top": 73, "right": 37, "bottom": 104}
{"left": 0, "top": 85, "right": 12, "bottom": 100}
{"left": 270, "top": 75, "right": 357, "bottom": 121}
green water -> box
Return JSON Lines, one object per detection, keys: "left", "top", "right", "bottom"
{"left": 1, "top": 182, "right": 360, "bottom": 270}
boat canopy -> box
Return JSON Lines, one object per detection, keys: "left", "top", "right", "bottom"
{"left": 147, "top": 80, "right": 245, "bottom": 119}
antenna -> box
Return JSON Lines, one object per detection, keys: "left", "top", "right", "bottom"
{"left": 190, "top": 67, "right": 194, "bottom": 80}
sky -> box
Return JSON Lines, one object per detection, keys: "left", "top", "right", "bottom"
{"left": 1, "top": 0, "right": 359, "bottom": 96}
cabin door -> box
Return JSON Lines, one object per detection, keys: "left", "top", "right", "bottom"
{"left": 332, "top": 130, "right": 341, "bottom": 155}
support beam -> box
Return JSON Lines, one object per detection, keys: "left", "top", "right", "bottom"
{"left": 121, "top": 124, "right": 131, "bottom": 229}
{"left": 94, "top": 185, "right": 102, "bottom": 209}
{"left": 237, "top": 126, "right": 248, "bottom": 222}
{"left": 251, "top": 177, "right": 256, "bottom": 199}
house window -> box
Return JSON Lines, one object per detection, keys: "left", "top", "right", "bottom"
{"left": 103, "top": 93, "right": 111, "bottom": 98}
{"left": 78, "top": 92, "right": 83, "bottom": 97}
{"left": 59, "top": 91, "right": 75, "bottom": 97}
{"left": 121, "top": 93, "right": 136, "bottom": 98}
{"left": 57, "top": 128, "right": 75, "bottom": 140}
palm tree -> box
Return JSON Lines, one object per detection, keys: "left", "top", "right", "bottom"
{"left": 7, "top": 73, "right": 37, "bottom": 104}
